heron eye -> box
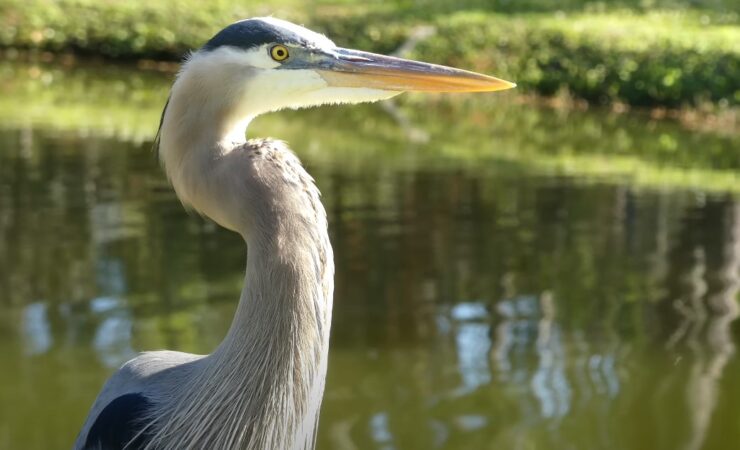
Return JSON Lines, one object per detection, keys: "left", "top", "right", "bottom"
{"left": 270, "top": 45, "right": 289, "bottom": 62}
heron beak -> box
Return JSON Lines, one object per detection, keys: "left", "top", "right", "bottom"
{"left": 317, "top": 48, "right": 515, "bottom": 93}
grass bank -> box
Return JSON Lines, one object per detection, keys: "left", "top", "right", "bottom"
{"left": 319, "top": 10, "right": 739, "bottom": 107}
{"left": 0, "top": 0, "right": 738, "bottom": 108}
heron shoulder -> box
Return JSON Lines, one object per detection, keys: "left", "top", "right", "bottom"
{"left": 74, "top": 351, "right": 204, "bottom": 450}
{"left": 82, "top": 392, "right": 153, "bottom": 450}
{"left": 123, "top": 350, "right": 205, "bottom": 378}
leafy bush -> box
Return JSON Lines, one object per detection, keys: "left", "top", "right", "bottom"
{"left": 410, "top": 12, "right": 739, "bottom": 106}
{"left": 1, "top": 1, "right": 737, "bottom": 107}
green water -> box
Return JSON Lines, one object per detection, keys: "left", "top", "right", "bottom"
{"left": 0, "top": 61, "right": 739, "bottom": 450}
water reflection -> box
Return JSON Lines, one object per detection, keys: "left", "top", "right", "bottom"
{"left": 452, "top": 306, "right": 490, "bottom": 394}
{"left": 0, "top": 67, "right": 739, "bottom": 449}
{"left": 323, "top": 177, "right": 740, "bottom": 449}
{"left": 22, "top": 302, "right": 52, "bottom": 355}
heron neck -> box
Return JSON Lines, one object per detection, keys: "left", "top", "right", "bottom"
{"left": 221, "top": 226, "right": 334, "bottom": 356}
{"left": 197, "top": 171, "right": 334, "bottom": 447}
{"left": 154, "top": 55, "right": 334, "bottom": 449}
{"left": 210, "top": 215, "right": 332, "bottom": 448}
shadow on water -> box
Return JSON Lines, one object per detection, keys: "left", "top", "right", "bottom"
{"left": 0, "top": 61, "right": 738, "bottom": 449}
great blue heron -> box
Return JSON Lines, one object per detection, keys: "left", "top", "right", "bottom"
{"left": 73, "top": 17, "right": 514, "bottom": 450}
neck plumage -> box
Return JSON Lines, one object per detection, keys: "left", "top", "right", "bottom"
{"left": 149, "top": 69, "right": 334, "bottom": 449}
{"left": 203, "top": 212, "right": 334, "bottom": 450}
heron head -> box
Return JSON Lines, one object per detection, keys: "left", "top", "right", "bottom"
{"left": 178, "top": 17, "right": 515, "bottom": 118}
{"left": 159, "top": 18, "right": 515, "bottom": 234}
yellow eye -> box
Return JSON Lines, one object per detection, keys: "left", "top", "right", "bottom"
{"left": 270, "top": 45, "right": 289, "bottom": 61}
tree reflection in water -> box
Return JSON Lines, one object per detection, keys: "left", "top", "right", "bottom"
{"left": 1, "top": 111, "right": 739, "bottom": 449}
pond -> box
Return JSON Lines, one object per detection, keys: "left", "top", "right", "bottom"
{"left": 0, "top": 61, "right": 739, "bottom": 450}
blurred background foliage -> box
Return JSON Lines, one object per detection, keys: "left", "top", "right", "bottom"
{"left": 0, "top": 0, "right": 738, "bottom": 108}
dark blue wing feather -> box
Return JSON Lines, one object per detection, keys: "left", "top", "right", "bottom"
{"left": 83, "top": 393, "right": 153, "bottom": 450}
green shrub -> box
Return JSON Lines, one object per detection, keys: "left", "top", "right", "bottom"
{"left": 1, "top": 1, "right": 737, "bottom": 107}
{"left": 409, "top": 12, "right": 739, "bottom": 106}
